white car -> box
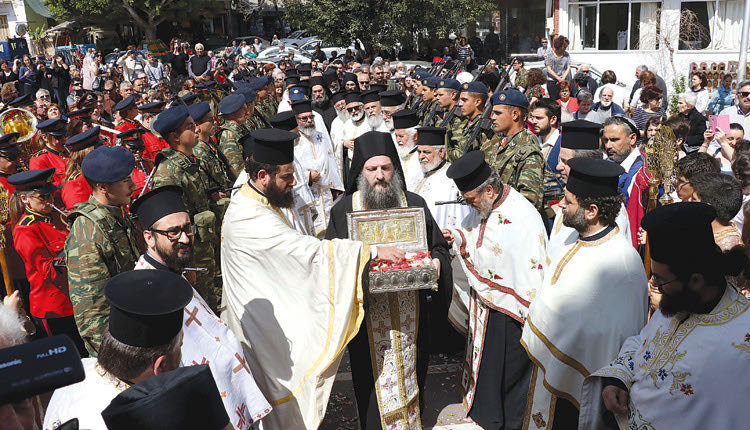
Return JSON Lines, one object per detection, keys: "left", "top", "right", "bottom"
{"left": 256, "top": 46, "right": 312, "bottom": 63}
{"left": 279, "top": 30, "right": 318, "bottom": 48}
{"left": 298, "top": 38, "right": 357, "bottom": 59}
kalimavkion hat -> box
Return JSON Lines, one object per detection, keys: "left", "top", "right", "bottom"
{"left": 446, "top": 150, "right": 493, "bottom": 192}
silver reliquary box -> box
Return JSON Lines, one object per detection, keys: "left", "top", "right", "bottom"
{"left": 347, "top": 207, "right": 437, "bottom": 293}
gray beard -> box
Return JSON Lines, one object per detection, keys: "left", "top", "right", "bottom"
{"left": 300, "top": 123, "right": 316, "bottom": 137}
{"left": 384, "top": 118, "right": 394, "bottom": 131}
{"left": 312, "top": 94, "right": 328, "bottom": 108}
{"left": 397, "top": 142, "right": 415, "bottom": 160}
{"left": 358, "top": 171, "right": 404, "bottom": 209}
{"left": 476, "top": 195, "right": 494, "bottom": 220}
{"left": 600, "top": 99, "right": 612, "bottom": 108}
{"left": 351, "top": 111, "right": 364, "bottom": 122}
{"left": 336, "top": 109, "right": 350, "bottom": 122}
{"left": 366, "top": 113, "right": 383, "bottom": 129}
{"left": 420, "top": 156, "right": 443, "bottom": 173}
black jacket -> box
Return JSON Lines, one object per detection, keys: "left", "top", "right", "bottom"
{"left": 679, "top": 107, "right": 707, "bottom": 153}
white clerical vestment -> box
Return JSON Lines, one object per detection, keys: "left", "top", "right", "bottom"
{"left": 402, "top": 150, "right": 422, "bottom": 190}
{"left": 134, "top": 255, "right": 273, "bottom": 428}
{"left": 295, "top": 131, "right": 344, "bottom": 236}
{"left": 341, "top": 117, "right": 370, "bottom": 170}
{"left": 330, "top": 116, "right": 346, "bottom": 176}
{"left": 44, "top": 358, "right": 126, "bottom": 430}
{"left": 520, "top": 226, "right": 648, "bottom": 430}
{"left": 579, "top": 286, "right": 750, "bottom": 430}
{"left": 221, "top": 184, "right": 368, "bottom": 430}
{"left": 233, "top": 160, "right": 317, "bottom": 236}
{"left": 448, "top": 186, "right": 548, "bottom": 409}
{"left": 547, "top": 204, "right": 631, "bottom": 262}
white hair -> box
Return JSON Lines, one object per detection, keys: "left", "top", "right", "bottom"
{"left": 195, "top": 43, "right": 204, "bottom": 50}
{"left": 0, "top": 305, "right": 26, "bottom": 348}
{"left": 679, "top": 92, "right": 697, "bottom": 108}
{"left": 120, "top": 81, "right": 132, "bottom": 91}
{"left": 36, "top": 88, "right": 49, "bottom": 97}
{"left": 404, "top": 126, "right": 418, "bottom": 139}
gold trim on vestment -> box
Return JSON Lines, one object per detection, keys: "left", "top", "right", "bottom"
{"left": 524, "top": 317, "right": 590, "bottom": 378}
{"left": 94, "top": 362, "right": 131, "bottom": 392}
{"left": 520, "top": 338, "right": 581, "bottom": 409}
{"left": 550, "top": 226, "right": 620, "bottom": 285}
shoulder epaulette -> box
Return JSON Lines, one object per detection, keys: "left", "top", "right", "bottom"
{"left": 18, "top": 214, "right": 35, "bottom": 226}
{"left": 31, "top": 149, "right": 48, "bottom": 158}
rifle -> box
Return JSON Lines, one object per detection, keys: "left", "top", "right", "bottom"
{"left": 410, "top": 61, "right": 449, "bottom": 111}
{"left": 462, "top": 64, "right": 513, "bottom": 154}
{"left": 437, "top": 60, "right": 492, "bottom": 128}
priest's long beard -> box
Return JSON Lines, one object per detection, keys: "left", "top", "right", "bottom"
{"left": 336, "top": 108, "right": 350, "bottom": 122}
{"left": 367, "top": 113, "right": 384, "bottom": 129}
{"left": 312, "top": 93, "right": 328, "bottom": 109}
{"left": 299, "top": 123, "right": 316, "bottom": 137}
{"left": 384, "top": 117, "right": 394, "bottom": 131}
{"left": 351, "top": 110, "right": 364, "bottom": 122}
{"left": 420, "top": 156, "right": 443, "bottom": 173}
{"left": 476, "top": 194, "right": 494, "bottom": 220}
{"left": 397, "top": 139, "right": 416, "bottom": 160}
{"left": 562, "top": 206, "right": 588, "bottom": 233}
{"left": 155, "top": 238, "right": 194, "bottom": 272}
{"left": 266, "top": 179, "right": 294, "bottom": 208}
{"left": 359, "top": 172, "right": 404, "bottom": 209}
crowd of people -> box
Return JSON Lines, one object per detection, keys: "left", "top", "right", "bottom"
{"left": 0, "top": 31, "right": 749, "bottom": 430}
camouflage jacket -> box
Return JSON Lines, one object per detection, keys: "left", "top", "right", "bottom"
{"left": 479, "top": 128, "right": 545, "bottom": 210}
{"left": 218, "top": 121, "right": 247, "bottom": 180}
{"left": 419, "top": 100, "right": 440, "bottom": 126}
{"left": 514, "top": 67, "right": 529, "bottom": 89}
{"left": 153, "top": 148, "right": 213, "bottom": 217}
{"left": 65, "top": 197, "right": 140, "bottom": 356}
{"left": 447, "top": 113, "right": 494, "bottom": 162}
{"left": 193, "top": 139, "right": 230, "bottom": 190}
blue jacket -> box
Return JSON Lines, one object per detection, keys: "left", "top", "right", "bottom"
{"left": 592, "top": 101, "right": 626, "bottom": 116}
{"left": 708, "top": 85, "right": 734, "bottom": 115}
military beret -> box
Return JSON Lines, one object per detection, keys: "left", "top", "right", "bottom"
{"left": 105, "top": 270, "right": 192, "bottom": 347}
{"left": 251, "top": 128, "right": 296, "bottom": 165}
{"left": 391, "top": 109, "right": 419, "bottom": 130}
{"left": 181, "top": 92, "right": 199, "bottom": 104}
{"left": 81, "top": 146, "right": 135, "bottom": 183}
{"left": 417, "top": 126, "right": 447, "bottom": 146}
{"left": 195, "top": 80, "right": 216, "bottom": 89}
{"left": 217, "top": 93, "right": 245, "bottom": 115}
{"left": 560, "top": 120, "right": 602, "bottom": 150}
{"left": 0, "top": 133, "right": 21, "bottom": 154}
{"left": 379, "top": 90, "right": 405, "bottom": 107}
{"left": 461, "top": 81, "right": 487, "bottom": 94}
{"left": 113, "top": 95, "right": 136, "bottom": 112}
{"left": 247, "top": 78, "right": 267, "bottom": 91}
{"left": 361, "top": 89, "right": 380, "bottom": 105}
{"left": 437, "top": 78, "right": 461, "bottom": 91}
{"left": 422, "top": 76, "right": 440, "bottom": 89}
{"left": 289, "top": 86, "right": 306, "bottom": 102}
{"left": 7, "top": 168, "right": 56, "bottom": 193}
{"left": 270, "top": 111, "right": 298, "bottom": 131}
{"left": 291, "top": 99, "right": 312, "bottom": 115}
{"left": 152, "top": 105, "right": 190, "bottom": 137}
{"left": 566, "top": 157, "right": 624, "bottom": 198}
{"left": 236, "top": 87, "right": 257, "bottom": 104}
{"left": 138, "top": 101, "right": 166, "bottom": 113}
{"left": 8, "top": 94, "right": 33, "bottom": 108}
{"left": 130, "top": 185, "right": 187, "bottom": 230}
{"left": 187, "top": 101, "right": 211, "bottom": 122}
{"left": 65, "top": 126, "right": 105, "bottom": 152}
{"left": 36, "top": 118, "right": 67, "bottom": 137}
{"left": 446, "top": 150, "right": 493, "bottom": 192}
{"left": 490, "top": 89, "right": 529, "bottom": 109}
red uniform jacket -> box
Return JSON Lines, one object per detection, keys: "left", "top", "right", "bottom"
{"left": 0, "top": 174, "right": 26, "bottom": 284}
{"left": 61, "top": 172, "right": 92, "bottom": 211}
{"left": 29, "top": 147, "right": 68, "bottom": 187}
{"left": 142, "top": 132, "right": 169, "bottom": 161}
{"left": 115, "top": 118, "right": 138, "bottom": 133}
{"left": 13, "top": 210, "right": 72, "bottom": 319}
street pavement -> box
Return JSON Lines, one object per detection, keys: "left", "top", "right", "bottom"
{"left": 320, "top": 350, "right": 484, "bottom": 430}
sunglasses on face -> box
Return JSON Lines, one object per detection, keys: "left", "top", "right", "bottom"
{"left": 740, "top": 91, "right": 750, "bottom": 98}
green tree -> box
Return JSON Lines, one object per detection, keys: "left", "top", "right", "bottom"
{"left": 44, "top": 0, "right": 222, "bottom": 40}
{"left": 283, "top": 0, "right": 495, "bottom": 54}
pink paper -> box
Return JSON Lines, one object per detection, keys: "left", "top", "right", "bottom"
{"left": 709, "top": 114, "right": 730, "bottom": 134}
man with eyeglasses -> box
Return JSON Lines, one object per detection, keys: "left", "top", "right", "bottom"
{"left": 30, "top": 118, "right": 69, "bottom": 186}
{"left": 130, "top": 184, "right": 272, "bottom": 427}
{"left": 340, "top": 92, "right": 369, "bottom": 183}
{"left": 66, "top": 145, "right": 140, "bottom": 356}
{"left": 357, "top": 71, "right": 370, "bottom": 92}
{"left": 152, "top": 105, "right": 223, "bottom": 314}
{"left": 35, "top": 88, "right": 51, "bottom": 116}
{"left": 719, "top": 79, "right": 750, "bottom": 133}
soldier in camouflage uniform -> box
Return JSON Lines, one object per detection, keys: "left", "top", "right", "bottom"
{"left": 65, "top": 146, "right": 141, "bottom": 356}
{"left": 217, "top": 93, "right": 249, "bottom": 181}
{"left": 511, "top": 57, "right": 529, "bottom": 91}
{"left": 235, "top": 87, "right": 263, "bottom": 133}
{"left": 152, "top": 105, "right": 223, "bottom": 314}
{"left": 418, "top": 77, "right": 440, "bottom": 126}
{"left": 249, "top": 77, "right": 275, "bottom": 127}
{"left": 479, "top": 89, "right": 544, "bottom": 210}
{"left": 430, "top": 78, "right": 462, "bottom": 127}
{"left": 449, "top": 81, "right": 494, "bottom": 162}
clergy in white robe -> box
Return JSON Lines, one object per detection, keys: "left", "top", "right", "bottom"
{"left": 329, "top": 91, "right": 350, "bottom": 176}
{"left": 221, "top": 129, "right": 371, "bottom": 430}
{"left": 579, "top": 202, "right": 750, "bottom": 430}
{"left": 547, "top": 204, "right": 631, "bottom": 262}
{"left": 341, "top": 93, "right": 389, "bottom": 185}
{"left": 291, "top": 99, "right": 345, "bottom": 236}
{"left": 279, "top": 87, "right": 330, "bottom": 140}
{"left": 521, "top": 158, "right": 648, "bottom": 430}
{"left": 391, "top": 109, "right": 423, "bottom": 190}
{"left": 45, "top": 270, "right": 192, "bottom": 430}
{"left": 444, "top": 151, "right": 547, "bottom": 430}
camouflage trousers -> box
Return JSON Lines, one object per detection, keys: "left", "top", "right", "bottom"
{"left": 192, "top": 238, "right": 222, "bottom": 314}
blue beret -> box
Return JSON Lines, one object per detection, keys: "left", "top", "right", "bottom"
{"left": 138, "top": 101, "right": 166, "bottom": 112}
{"left": 247, "top": 79, "right": 266, "bottom": 91}
{"left": 490, "top": 89, "right": 529, "bottom": 109}
{"left": 113, "top": 95, "right": 136, "bottom": 112}
{"left": 437, "top": 78, "right": 461, "bottom": 90}
{"left": 188, "top": 102, "right": 211, "bottom": 122}
{"left": 236, "top": 87, "right": 257, "bottom": 104}
{"left": 36, "top": 118, "right": 67, "bottom": 136}
{"left": 461, "top": 81, "right": 487, "bottom": 94}
{"left": 218, "top": 94, "right": 245, "bottom": 115}
{"left": 152, "top": 105, "right": 190, "bottom": 137}
{"left": 195, "top": 81, "right": 216, "bottom": 89}
{"left": 9, "top": 94, "right": 32, "bottom": 108}
{"left": 81, "top": 146, "right": 135, "bottom": 183}
{"left": 422, "top": 76, "right": 440, "bottom": 89}
{"left": 65, "top": 126, "right": 105, "bottom": 152}
{"left": 289, "top": 87, "right": 306, "bottom": 101}
{"left": 7, "top": 168, "right": 57, "bottom": 193}
{"left": 181, "top": 92, "right": 199, "bottom": 104}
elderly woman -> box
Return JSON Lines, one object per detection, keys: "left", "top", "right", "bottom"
{"left": 573, "top": 90, "right": 600, "bottom": 123}
{"left": 690, "top": 71, "right": 710, "bottom": 114}
{"left": 677, "top": 91, "right": 708, "bottom": 153}
{"left": 632, "top": 85, "right": 666, "bottom": 142}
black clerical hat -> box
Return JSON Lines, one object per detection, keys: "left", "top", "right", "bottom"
{"left": 101, "top": 364, "right": 229, "bottom": 430}
{"left": 566, "top": 158, "right": 624, "bottom": 198}
{"left": 105, "top": 270, "right": 192, "bottom": 347}
{"left": 270, "top": 111, "right": 298, "bottom": 131}
{"left": 345, "top": 92, "right": 362, "bottom": 105}
{"left": 251, "top": 128, "right": 296, "bottom": 165}
{"left": 361, "top": 89, "right": 380, "bottom": 104}
{"left": 560, "top": 120, "right": 602, "bottom": 150}
{"left": 331, "top": 91, "right": 346, "bottom": 104}
{"left": 291, "top": 99, "right": 312, "bottom": 115}
{"left": 417, "top": 127, "right": 446, "bottom": 146}
{"left": 130, "top": 185, "right": 187, "bottom": 230}
{"left": 446, "top": 151, "right": 493, "bottom": 192}
{"left": 391, "top": 109, "right": 418, "bottom": 130}
{"left": 379, "top": 90, "right": 405, "bottom": 107}
{"left": 346, "top": 131, "right": 404, "bottom": 195}
{"left": 308, "top": 76, "right": 325, "bottom": 88}
{"left": 641, "top": 202, "right": 719, "bottom": 268}
{"left": 342, "top": 73, "right": 357, "bottom": 88}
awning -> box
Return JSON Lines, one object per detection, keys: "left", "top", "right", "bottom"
{"left": 25, "top": 0, "right": 53, "bottom": 18}
{"left": 46, "top": 21, "right": 78, "bottom": 33}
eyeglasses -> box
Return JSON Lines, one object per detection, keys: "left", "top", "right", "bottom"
{"left": 359, "top": 81, "right": 370, "bottom": 85}
{"left": 32, "top": 192, "right": 53, "bottom": 201}
{"left": 347, "top": 106, "right": 362, "bottom": 112}
{"left": 649, "top": 274, "right": 680, "bottom": 290}
{"left": 297, "top": 115, "right": 314, "bottom": 122}
{"left": 739, "top": 91, "right": 750, "bottom": 98}
{"left": 38, "top": 95, "right": 50, "bottom": 100}
{"left": 151, "top": 224, "right": 197, "bottom": 241}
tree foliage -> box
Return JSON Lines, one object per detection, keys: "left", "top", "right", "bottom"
{"left": 45, "top": 0, "right": 222, "bottom": 39}
{"left": 284, "top": 0, "right": 495, "bottom": 53}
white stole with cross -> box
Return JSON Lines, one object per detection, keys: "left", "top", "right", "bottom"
{"left": 352, "top": 190, "right": 423, "bottom": 430}
{"left": 134, "top": 255, "right": 272, "bottom": 428}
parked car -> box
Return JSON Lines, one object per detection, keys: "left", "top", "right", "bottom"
{"left": 298, "top": 38, "right": 360, "bottom": 60}
{"left": 234, "top": 36, "right": 271, "bottom": 50}
{"left": 280, "top": 30, "right": 317, "bottom": 47}
{"left": 257, "top": 46, "right": 312, "bottom": 64}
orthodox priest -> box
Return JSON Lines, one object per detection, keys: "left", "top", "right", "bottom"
{"left": 325, "top": 131, "right": 453, "bottom": 430}
{"left": 221, "top": 129, "right": 376, "bottom": 430}
{"left": 443, "top": 151, "right": 548, "bottom": 430}
{"left": 521, "top": 158, "right": 648, "bottom": 430}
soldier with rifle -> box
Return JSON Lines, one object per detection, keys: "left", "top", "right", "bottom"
{"left": 450, "top": 81, "right": 492, "bottom": 162}
{"left": 418, "top": 77, "right": 440, "bottom": 126}
{"left": 217, "top": 93, "right": 250, "bottom": 181}
{"left": 427, "top": 78, "right": 461, "bottom": 128}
